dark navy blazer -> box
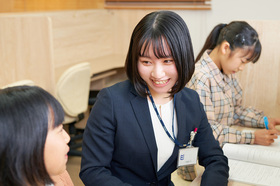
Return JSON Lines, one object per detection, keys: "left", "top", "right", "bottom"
{"left": 80, "top": 80, "right": 228, "bottom": 186}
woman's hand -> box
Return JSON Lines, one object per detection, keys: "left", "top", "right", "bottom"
{"left": 254, "top": 129, "right": 278, "bottom": 146}
{"left": 268, "top": 117, "right": 280, "bottom": 133}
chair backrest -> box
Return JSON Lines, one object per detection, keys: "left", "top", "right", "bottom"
{"left": 56, "top": 62, "right": 91, "bottom": 117}
{"left": 1, "top": 79, "right": 35, "bottom": 89}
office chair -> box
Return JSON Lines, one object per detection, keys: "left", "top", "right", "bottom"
{"left": 56, "top": 62, "right": 91, "bottom": 156}
{"left": 1, "top": 79, "right": 35, "bottom": 89}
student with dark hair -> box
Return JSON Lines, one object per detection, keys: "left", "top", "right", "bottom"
{"left": 188, "top": 21, "right": 280, "bottom": 147}
{"left": 80, "top": 10, "right": 229, "bottom": 186}
{"left": 0, "top": 86, "right": 73, "bottom": 186}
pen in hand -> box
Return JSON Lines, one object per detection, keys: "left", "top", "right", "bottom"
{"left": 254, "top": 117, "right": 279, "bottom": 145}
{"left": 264, "top": 116, "right": 269, "bottom": 130}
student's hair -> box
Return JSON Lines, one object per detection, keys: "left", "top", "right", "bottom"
{"left": 125, "top": 10, "right": 195, "bottom": 97}
{"left": 196, "top": 21, "right": 262, "bottom": 63}
{"left": 0, "top": 86, "right": 64, "bottom": 186}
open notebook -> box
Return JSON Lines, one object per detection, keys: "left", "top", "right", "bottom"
{"left": 223, "top": 136, "right": 280, "bottom": 186}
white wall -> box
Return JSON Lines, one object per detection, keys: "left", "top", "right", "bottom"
{"left": 175, "top": 0, "right": 280, "bottom": 56}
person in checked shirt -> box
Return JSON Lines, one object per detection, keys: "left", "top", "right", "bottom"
{"left": 178, "top": 21, "right": 280, "bottom": 182}
{"left": 188, "top": 21, "right": 280, "bottom": 146}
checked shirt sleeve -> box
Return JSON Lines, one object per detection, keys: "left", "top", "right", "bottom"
{"left": 232, "top": 78, "right": 265, "bottom": 129}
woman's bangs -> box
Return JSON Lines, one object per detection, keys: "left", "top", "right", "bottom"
{"left": 139, "top": 36, "right": 171, "bottom": 58}
{"left": 139, "top": 38, "right": 151, "bottom": 57}
{"left": 47, "top": 104, "right": 64, "bottom": 129}
{"left": 246, "top": 44, "right": 261, "bottom": 63}
{"left": 250, "top": 42, "right": 261, "bottom": 63}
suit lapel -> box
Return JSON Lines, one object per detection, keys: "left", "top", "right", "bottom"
{"left": 175, "top": 92, "right": 191, "bottom": 145}
{"left": 129, "top": 88, "right": 158, "bottom": 172}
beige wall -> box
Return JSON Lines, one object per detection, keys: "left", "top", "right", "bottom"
{"left": 237, "top": 20, "right": 280, "bottom": 118}
{"left": 0, "top": 16, "right": 55, "bottom": 93}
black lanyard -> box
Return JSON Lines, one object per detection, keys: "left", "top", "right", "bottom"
{"left": 146, "top": 86, "right": 186, "bottom": 148}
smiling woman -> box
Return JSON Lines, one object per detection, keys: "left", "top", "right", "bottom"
{"left": 79, "top": 10, "right": 228, "bottom": 186}
{"left": 137, "top": 40, "right": 178, "bottom": 103}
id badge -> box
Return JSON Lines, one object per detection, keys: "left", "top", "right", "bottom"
{"left": 177, "top": 147, "right": 199, "bottom": 167}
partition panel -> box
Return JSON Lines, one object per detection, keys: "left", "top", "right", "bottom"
{"left": 0, "top": 15, "right": 55, "bottom": 93}
{"left": 237, "top": 20, "right": 280, "bottom": 118}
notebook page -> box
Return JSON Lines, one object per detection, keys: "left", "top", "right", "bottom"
{"left": 228, "top": 159, "right": 280, "bottom": 186}
{"left": 223, "top": 136, "right": 280, "bottom": 167}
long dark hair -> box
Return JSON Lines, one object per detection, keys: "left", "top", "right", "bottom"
{"left": 0, "top": 86, "right": 64, "bottom": 186}
{"left": 196, "top": 21, "right": 261, "bottom": 63}
{"left": 125, "top": 10, "right": 195, "bottom": 97}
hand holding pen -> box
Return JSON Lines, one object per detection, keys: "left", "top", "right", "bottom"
{"left": 265, "top": 117, "right": 280, "bottom": 133}
{"left": 253, "top": 116, "right": 279, "bottom": 146}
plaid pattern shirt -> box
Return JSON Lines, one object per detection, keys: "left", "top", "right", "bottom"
{"left": 187, "top": 50, "right": 266, "bottom": 146}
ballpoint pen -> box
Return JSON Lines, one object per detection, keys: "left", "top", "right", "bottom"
{"left": 188, "top": 128, "right": 198, "bottom": 147}
{"left": 263, "top": 116, "right": 269, "bottom": 130}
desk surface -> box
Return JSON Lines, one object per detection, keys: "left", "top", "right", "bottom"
{"left": 171, "top": 165, "right": 252, "bottom": 186}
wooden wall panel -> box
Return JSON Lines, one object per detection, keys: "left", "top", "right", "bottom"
{"left": 0, "top": 16, "right": 55, "bottom": 93}
{"left": 0, "top": 10, "right": 127, "bottom": 94}
{"left": 110, "top": 10, "right": 152, "bottom": 55}
{"left": 48, "top": 10, "right": 123, "bottom": 82}
{"left": 0, "top": 0, "right": 104, "bottom": 13}
{"left": 0, "top": 0, "right": 13, "bottom": 12}
{"left": 237, "top": 20, "right": 280, "bottom": 118}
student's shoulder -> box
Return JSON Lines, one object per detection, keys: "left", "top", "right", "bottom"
{"left": 188, "top": 66, "right": 212, "bottom": 89}
{"left": 193, "top": 62, "right": 212, "bottom": 81}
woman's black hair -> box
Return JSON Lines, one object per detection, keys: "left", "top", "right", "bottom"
{"left": 196, "top": 21, "right": 262, "bottom": 63}
{"left": 0, "top": 86, "right": 64, "bottom": 186}
{"left": 125, "top": 10, "right": 195, "bottom": 97}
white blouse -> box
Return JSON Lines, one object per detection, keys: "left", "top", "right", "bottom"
{"left": 148, "top": 98, "right": 178, "bottom": 171}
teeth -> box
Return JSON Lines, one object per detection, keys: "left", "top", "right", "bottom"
{"left": 154, "top": 80, "right": 167, "bottom": 84}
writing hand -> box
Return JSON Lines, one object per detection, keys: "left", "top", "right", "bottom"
{"left": 268, "top": 117, "right": 280, "bottom": 134}
{"left": 254, "top": 129, "right": 278, "bottom": 146}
